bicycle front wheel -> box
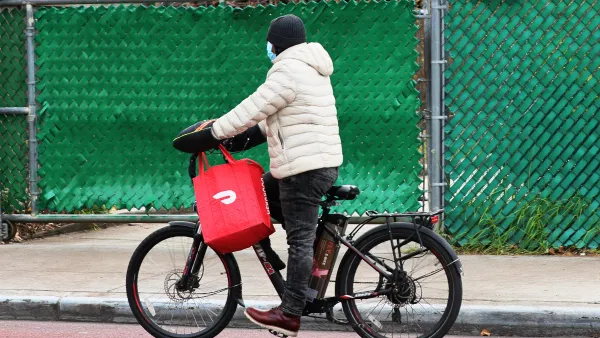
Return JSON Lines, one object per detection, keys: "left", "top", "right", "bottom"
{"left": 335, "top": 223, "right": 462, "bottom": 338}
{"left": 126, "top": 224, "right": 240, "bottom": 338}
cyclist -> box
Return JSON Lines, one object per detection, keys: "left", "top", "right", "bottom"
{"left": 173, "top": 14, "right": 343, "bottom": 337}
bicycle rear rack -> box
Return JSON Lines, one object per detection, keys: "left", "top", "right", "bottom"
{"left": 347, "top": 209, "right": 444, "bottom": 242}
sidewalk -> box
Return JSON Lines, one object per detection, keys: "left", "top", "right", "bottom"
{"left": 1, "top": 223, "right": 599, "bottom": 336}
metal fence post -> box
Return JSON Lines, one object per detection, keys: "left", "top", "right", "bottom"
{"left": 0, "top": 188, "right": 7, "bottom": 241}
{"left": 429, "top": 0, "right": 446, "bottom": 213}
{"left": 25, "top": 3, "right": 39, "bottom": 214}
{"left": 0, "top": 188, "right": 3, "bottom": 228}
{"left": 440, "top": 0, "right": 447, "bottom": 212}
{"left": 422, "top": 0, "right": 433, "bottom": 212}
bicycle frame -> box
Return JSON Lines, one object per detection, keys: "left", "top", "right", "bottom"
{"left": 181, "top": 152, "right": 446, "bottom": 316}
{"left": 253, "top": 223, "right": 393, "bottom": 300}
{"left": 250, "top": 200, "right": 445, "bottom": 316}
{"left": 173, "top": 206, "right": 445, "bottom": 318}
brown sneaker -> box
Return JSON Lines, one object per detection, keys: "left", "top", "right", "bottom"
{"left": 244, "top": 307, "right": 300, "bottom": 337}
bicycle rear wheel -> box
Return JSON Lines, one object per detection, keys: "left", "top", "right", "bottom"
{"left": 335, "top": 223, "right": 462, "bottom": 338}
{"left": 126, "top": 224, "right": 240, "bottom": 338}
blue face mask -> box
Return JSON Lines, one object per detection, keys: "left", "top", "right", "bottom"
{"left": 267, "top": 42, "right": 277, "bottom": 62}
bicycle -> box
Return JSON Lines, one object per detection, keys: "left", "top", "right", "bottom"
{"left": 126, "top": 152, "right": 463, "bottom": 338}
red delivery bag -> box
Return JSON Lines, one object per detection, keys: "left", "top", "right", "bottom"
{"left": 193, "top": 145, "right": 274, "bottom": 254}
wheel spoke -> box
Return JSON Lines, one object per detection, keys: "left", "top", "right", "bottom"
{"left": 412, "top": 267, "right": 444, "bottom": 282}
{"left": 342, "top": 229, "right": 461, "bottom": 337}
{"left": 128, "top": 227, "right": 234, "bottom": 337}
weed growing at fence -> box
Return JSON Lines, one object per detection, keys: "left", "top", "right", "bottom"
{"left": 72, "top": 205, "right": 110, "bottom": 230}
{"left": 72, "top": 205, "right": 109, "bottom": 215}
{"left": 449, "top": 195, "right": 595, "bottom": 254}
{"left": 1, "top": 188, "right": 9, "bottom": 212}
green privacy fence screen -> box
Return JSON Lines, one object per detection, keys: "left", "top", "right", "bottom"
{"left": 0, "top": 8, "right": 29, "bottom": 213}
{"left": 445, "top": 0, "right": 600, "bottom": 249}
{"left": 33, "top": 1, "right": 422, "bottom": 214}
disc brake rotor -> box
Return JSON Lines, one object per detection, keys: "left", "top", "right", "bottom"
{"left": 164, "top": 268, "right": 202, "bottom": 302}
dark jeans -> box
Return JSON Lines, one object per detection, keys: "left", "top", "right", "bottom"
{"left": 260, "top": 167, "right": 339, "bottom": 316}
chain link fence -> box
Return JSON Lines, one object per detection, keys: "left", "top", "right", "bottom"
{"left": 444, "top": 0, "right": 600, "bottom": 250}
{"left": 3, "top": 0, "right": 599, "bottom": 250}
{"left": 0, "top": 7, "right": 29, "bottom": 214}
{"left": 0, "top": 0, "right": 425, "bottom": 216}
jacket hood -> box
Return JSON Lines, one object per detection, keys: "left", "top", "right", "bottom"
{"left": 275, "top": 42, "right": 334, "bottom": 76}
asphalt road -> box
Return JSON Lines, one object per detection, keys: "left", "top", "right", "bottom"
{"left": 1, "top": 321, "right": 351, "bottom": 337}
{"left": 0, "top": 320, "right": 589, "bottom": 338}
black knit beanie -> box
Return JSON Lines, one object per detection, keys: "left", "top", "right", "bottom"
{"left": 267, "top": 14, "right": 306, "bottom": 52}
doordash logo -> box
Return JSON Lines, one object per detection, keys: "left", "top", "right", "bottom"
{"left": 261, "top": 177, "right": 270, "bottom": 215}
{"left": 213, "top": 190, "right": 237, "bottom": 205}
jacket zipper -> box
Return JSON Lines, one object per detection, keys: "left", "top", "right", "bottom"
{"left": 278, "top": 130, "right": 285, "bottom": 149}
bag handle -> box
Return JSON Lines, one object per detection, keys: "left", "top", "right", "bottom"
{"left": 198, "top": 152, "right": 211, "bottom": 173}
{"left": 188, "top": 154, "right": 197, "bottom": 179}
{"left": 187, "top": 145, "right": 237, "bottom": 179}
{"left": 218, "top": 144, "right": 236, "bottom": 164}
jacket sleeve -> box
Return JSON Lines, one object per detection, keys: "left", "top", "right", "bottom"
{"left": 211, "top": 66, "right": 296, "bottom": 139}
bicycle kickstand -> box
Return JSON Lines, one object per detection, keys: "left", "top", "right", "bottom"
{"left": 325, "top": 306, "right": 348, "bottom": 325}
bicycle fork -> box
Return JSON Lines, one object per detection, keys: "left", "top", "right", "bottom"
{"left": 171, "top": 221, "right": 245, "bottom": 307}
{"left": 177, "top": 222, "right": 207, "bottom": 291}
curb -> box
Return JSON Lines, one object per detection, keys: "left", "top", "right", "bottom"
{"left": 0, "top": 296, "right": 598, "bottom": 336}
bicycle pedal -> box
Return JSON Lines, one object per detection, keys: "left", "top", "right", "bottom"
{"left": 268, "top": 329, "right": 288, "bottom": 338}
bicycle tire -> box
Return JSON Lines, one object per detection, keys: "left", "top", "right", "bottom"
{"left": 335, "top": 223, "right": 462, "bottom": 338}
{"left": 126, "top": 224, "right": 240, "bottom": 338}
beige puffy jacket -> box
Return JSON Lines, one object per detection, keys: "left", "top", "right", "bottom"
{"left": 211, "top": 42, "right": 343, "bottom": 179}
